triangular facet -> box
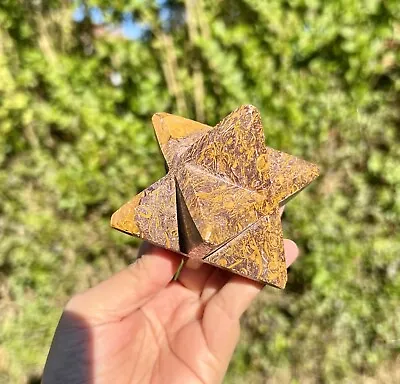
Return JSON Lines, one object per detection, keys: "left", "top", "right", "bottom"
{"left": 181, "top": 104, "right": 319, "bottom": 202}
{"left": 110, "top": 175, "right": 180, "bottom": 252}
{"left": 256, "top": 148, "right": 320, "bottom": 204}
{"left": 152, "top": 113, "right": 212, "bottom": 167}
{"left": 183, "top": 105, "right": 267, "bottom": 190}
{"left": 203, "top": 209, "right": 287, "bottom": 288}
{"left": 110, "top": 193, "right": 143, "bottom": 237}
{"left": 175, "top": 163, "right": 274, "bottom": 247}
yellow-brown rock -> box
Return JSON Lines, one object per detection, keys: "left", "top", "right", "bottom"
{"left": 111, "top": 105, "right": 319, "bottom": 288}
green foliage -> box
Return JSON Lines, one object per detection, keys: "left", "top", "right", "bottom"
{"left": 0, "top": 0, "right": 399, "bottom": 382}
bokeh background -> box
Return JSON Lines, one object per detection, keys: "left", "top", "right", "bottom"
{"left": 0, "top": 0, "right": 399, "bottom": 383}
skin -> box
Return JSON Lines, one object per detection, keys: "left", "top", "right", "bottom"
{"left": 42, "top": 238, "right": 299, "bottom": 384}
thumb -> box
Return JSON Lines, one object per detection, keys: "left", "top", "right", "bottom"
{"left": 65, "top": 246, "right": 181, "bottom": 325}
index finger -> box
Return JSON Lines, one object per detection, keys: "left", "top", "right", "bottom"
{"left": 65, "top": 247, "right": 181, "bottom": 325}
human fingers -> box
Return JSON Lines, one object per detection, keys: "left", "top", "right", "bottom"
{"left": 137, "top": 241, "right": 219, "bottom": 295}
{"left": 200, "top": 268, "right": 231, "bottom": 302}
{"left": 284, "top": 239, "right": 299, "bottom": 267}
{"left": 65, "top": 247, "right": 181, "bottom": 324}
{"left": 205, "top": 238, "right": 299, "bottom": 321}
{"left": 177, "top": 261, "right": 215, "bottom": 294}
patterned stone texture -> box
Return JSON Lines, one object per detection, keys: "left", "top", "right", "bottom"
{"left": 204, "top": 209, "right": 287, "bottom": 288}
{"left": 184, "top": 105, "right": 319, "bottom": 203}
{"left": 152, "top": 113, "right": 212, "bottom": 168}
{"left": 111, "top": 175, "right": 180, "bottom": 253}
{"left": 111, "top": 105, "right": 319, "bottom": 288}
{"left": 175, "top": 164, "right": 269, "bottom": 246}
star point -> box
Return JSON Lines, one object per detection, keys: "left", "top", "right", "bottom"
{"left": 111, "top": 105, "right": 319, "bottom": 288}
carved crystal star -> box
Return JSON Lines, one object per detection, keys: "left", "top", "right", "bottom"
{"left": 111, "top": 105, "right": 319, "bottom": 288}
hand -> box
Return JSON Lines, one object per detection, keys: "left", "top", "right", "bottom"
{"left": 42, "top": 240, "right": 299, "bottom": 384}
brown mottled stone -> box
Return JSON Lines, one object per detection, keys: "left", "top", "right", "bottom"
{"left": 111, "top": 105, "right": 320, "bottom": 288}
{"left": 203, "top": 208, "right": 287, "bottom": 287}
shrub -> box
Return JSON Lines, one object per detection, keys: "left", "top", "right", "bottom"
{"left": 0, "top": 0, "right": 399, "bottom": 382}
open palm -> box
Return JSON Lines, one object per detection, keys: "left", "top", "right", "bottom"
{"left": 43, "top": 240, "right": 298, "bottom": 384}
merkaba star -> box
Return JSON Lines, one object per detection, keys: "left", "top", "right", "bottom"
{"left": 111, "top": 105, "right": 319, "bottom": 288}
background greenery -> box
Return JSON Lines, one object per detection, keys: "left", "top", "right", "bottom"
{"left": 0, "top": 0, "right": 399, "bottom": 382}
